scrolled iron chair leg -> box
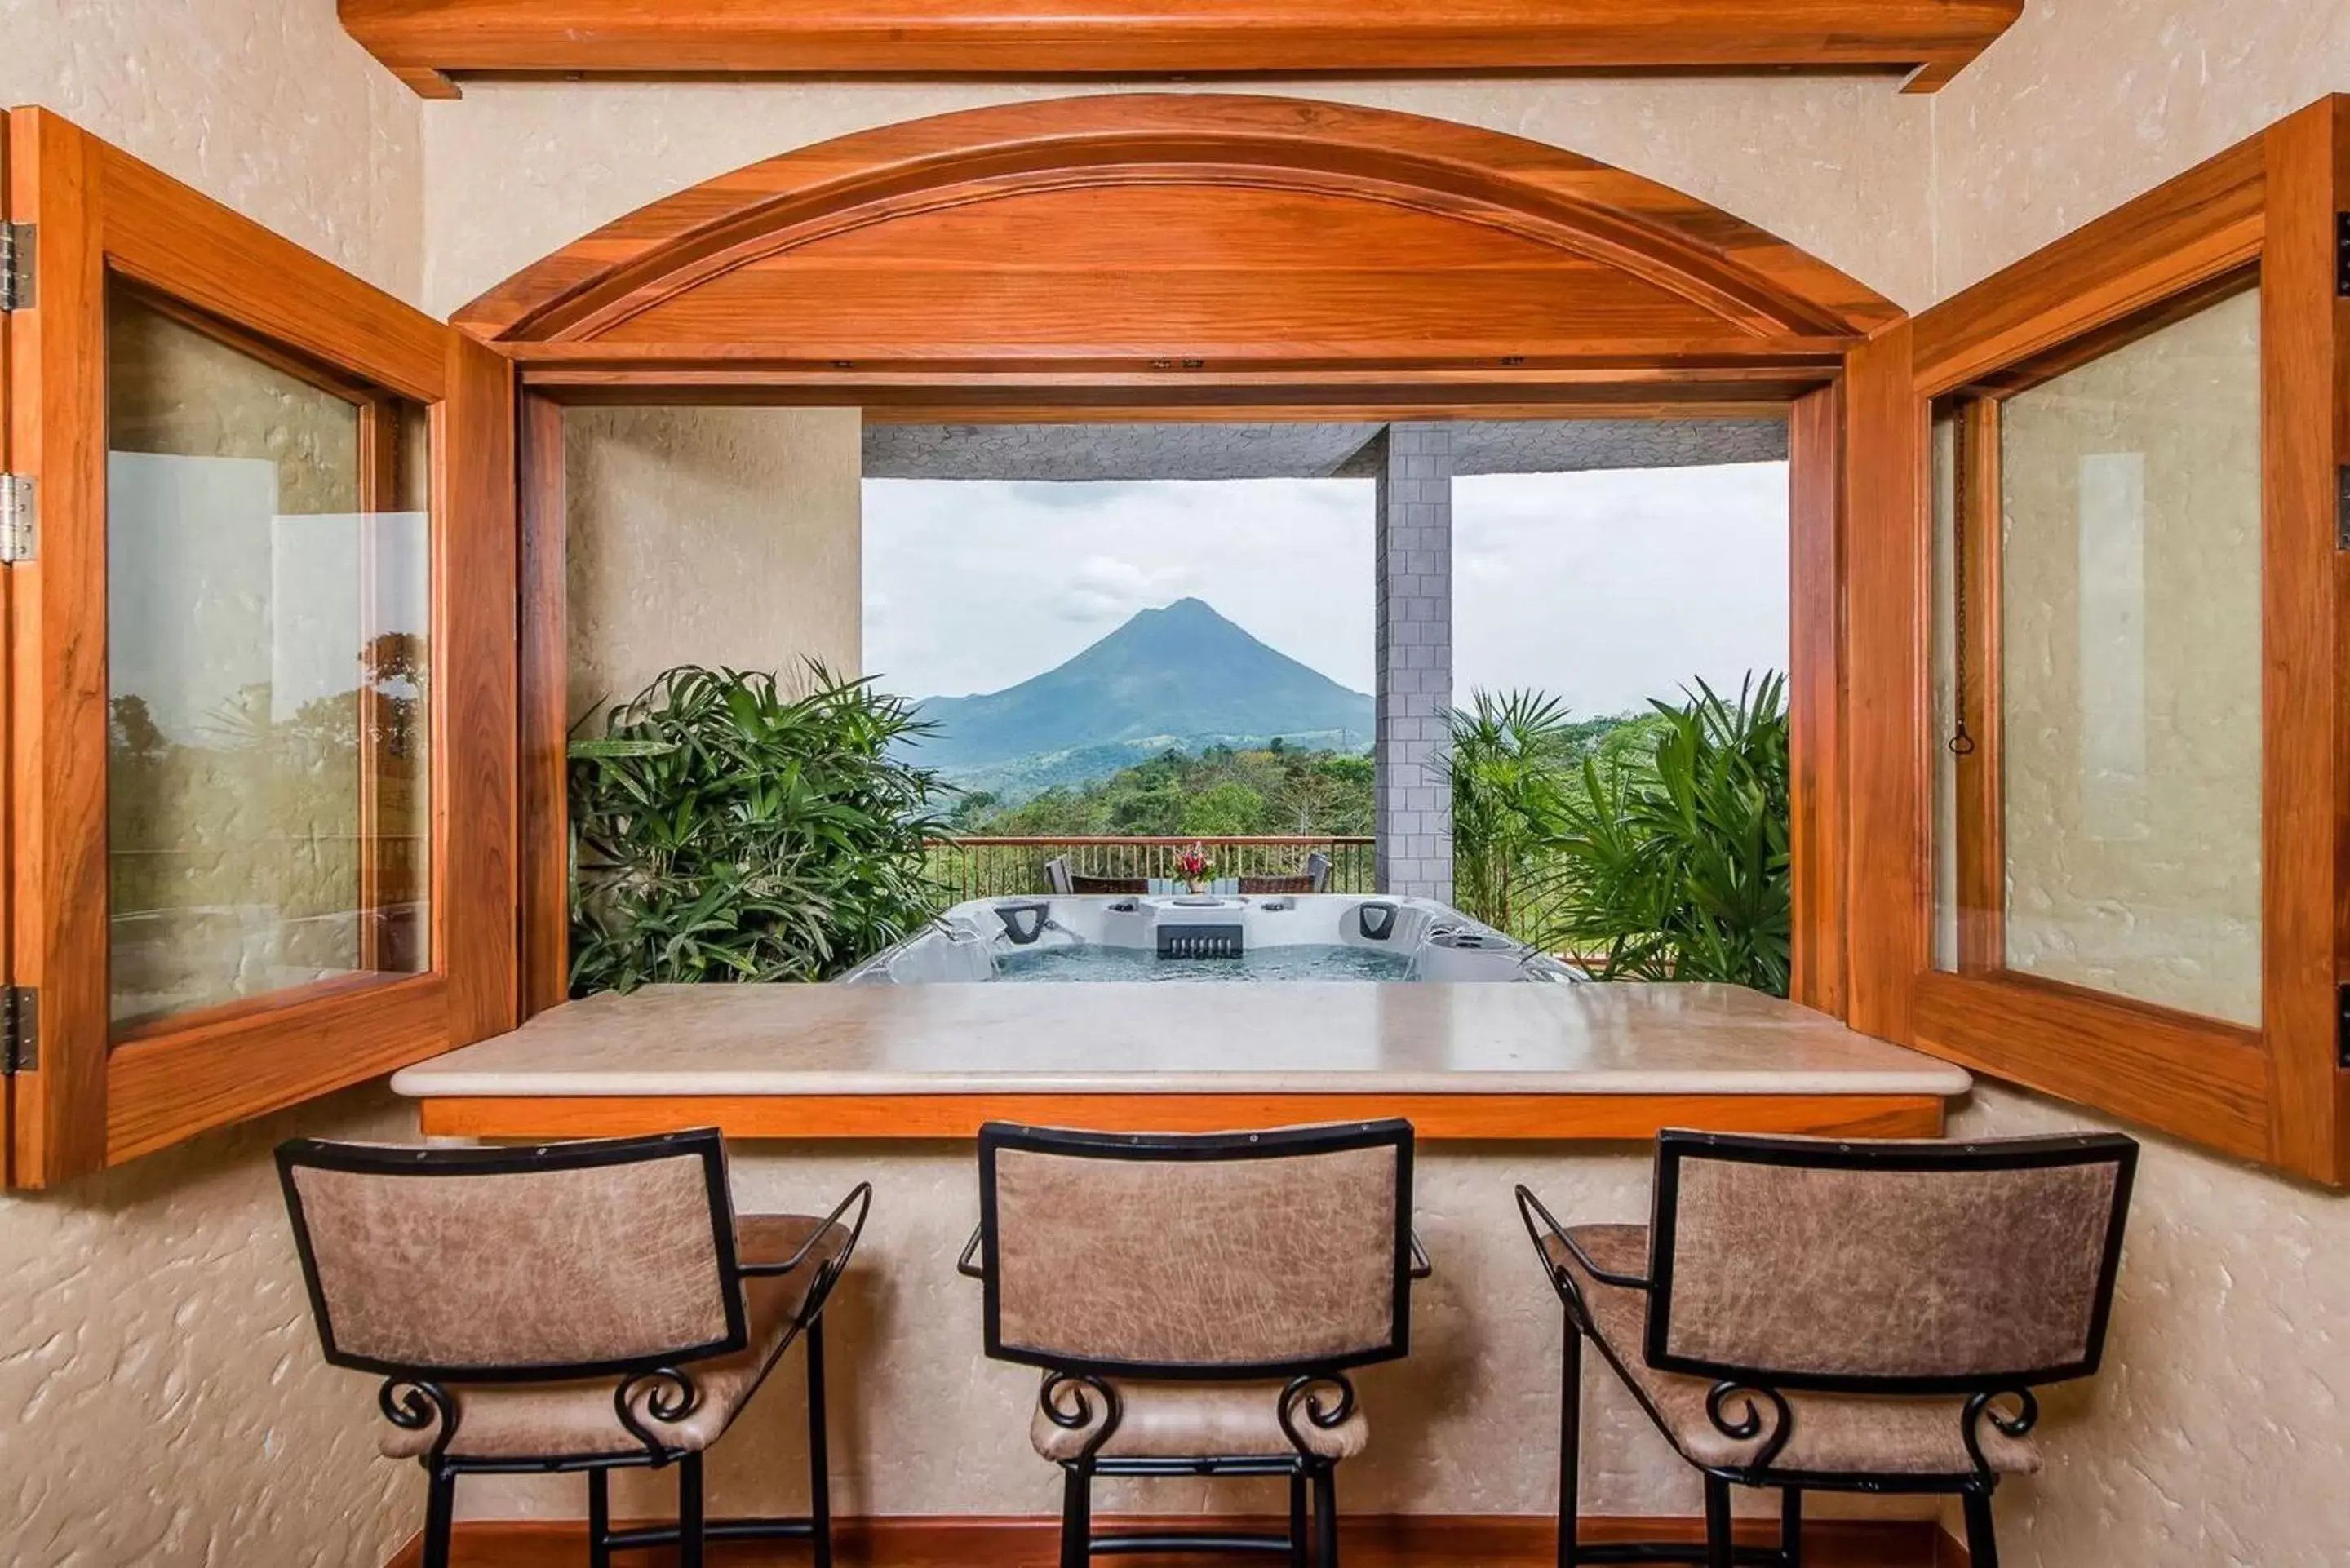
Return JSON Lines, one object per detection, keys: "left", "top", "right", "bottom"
{"left": 678, "top": 1451, "right": 707, "bottom": 1568}
{"left": 807, "top": 1317, "right": 834, "bottom": 1568}
{"left": 419, "top": 1465, "right": 456, "bottom": 1568}
{"left": 1312, "top": 1460, "right": 1340, "bottom": 1568}
{"left": 1290, "top": 1468, "right": 1310, "bottom": 1568}
{"left": 1962, "top": 1486, "right": 2001, "bottom": 1568}
{"left": 1780, "top": 1486, "right": 1802, "bottom": 1568}
{"left": 1558, "top": 1320, "right": 1581, "bottom": 1568}
{"left": 1702, "top": 1475, "right": 1734, "bottom": 1568}
{"left": 587, "top": 1468, "right": 610, "bottom": 1568}
{"left": 1061, "top": 1460, "right": 1094, "bottom": 1568}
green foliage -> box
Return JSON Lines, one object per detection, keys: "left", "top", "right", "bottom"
{"left": 1536, "top": 673, "right": 1792, "bottom": 994}
{"left": 566, "top": 664, "right": 951, "bottom": 993}
{"left": 1445, "top": 693, "right": 1656, "bottom": 936}
{"left": 1445, "top": 690, "right": 1578, "bottom": 934}
{"left": 966, "top": 744, "right": 1373, "bottom": 838}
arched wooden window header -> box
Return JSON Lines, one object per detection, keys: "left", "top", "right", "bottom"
{"left": 454, "top": 95, "right": 1899, "bottom": 413}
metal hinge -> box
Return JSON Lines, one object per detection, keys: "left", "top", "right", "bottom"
{"left": 0, "top": 221, "right": 30, "bottom": 312}
{"left": 0, "top": 474, "right": 32, "bottom": 563}
{"left": 2339, "top": 213, "right": 2350, "bottom": 298}
{"left": 2, "top": 987, "right": 36, "bottom": 1076}
{"left": 2340, "top": 468, "right": 2350, "bottom": 551}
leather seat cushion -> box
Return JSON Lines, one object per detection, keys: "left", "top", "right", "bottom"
{"left": 1030, "top": 1378, "right": 1370, "bottom": 1463}
{"left": 1548, "top": 1225, "right": 2040, "bottom": 1478}
{"left": 380, "top": 1214, "right": 845, "bottom": 1461}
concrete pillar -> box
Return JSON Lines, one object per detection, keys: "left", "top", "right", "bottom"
{"left": 1373, "top": 424, "right": 1453, "bottom": 902}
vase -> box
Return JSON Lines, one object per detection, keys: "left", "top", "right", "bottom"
{"left": 1186, "top": 879, "right": 1208, "bottom": 895}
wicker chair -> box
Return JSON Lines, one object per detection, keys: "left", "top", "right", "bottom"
{"left": 278, "top": 1129, "right": 869, "bottom": 1568}
{"left": 1517, "top": 1129, "right": 2136, "bottom": 1568}
{"left": 961, "top": 1120, "right": 1430, "bottom": 1567}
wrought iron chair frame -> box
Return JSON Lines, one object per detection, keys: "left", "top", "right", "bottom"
{"left": 278, "top": 1129, "right": 871, "bottom": 1568}
{"left": 964, "top": 1119, "right": 1429, "bottom": 1568}
{"left": 1516, "top": 1128, "right": 2137, "bottom": 1568}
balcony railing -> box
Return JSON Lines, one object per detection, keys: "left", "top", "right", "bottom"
{"left": 925, "top": 835, "right": 1377, "bottom": 901}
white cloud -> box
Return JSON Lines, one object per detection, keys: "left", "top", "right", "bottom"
{"left": 860, "top": 464, "right": 1788, "bottom": 713}
{"left": 1056, "top": 555, "right": 1197, "bottom": 622}
{"left": 862, "top": 477, "right": 1374, "bottom": 698}
{"left": 1453, "top": 463, "right": 1789, "bottom": 716}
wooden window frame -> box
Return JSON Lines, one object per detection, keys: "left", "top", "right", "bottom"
{"left": 1844, "top": 95, "right": 2350, "bottom": 1184}
{"left": 515, "top": 392, "right": 1856, "bottom": 1025}
{"left": 2, "top": 107, "right": 519, "bottom": 1186}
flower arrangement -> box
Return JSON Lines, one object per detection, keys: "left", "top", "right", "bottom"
{"left": 1174, "top": 842, "right": 1215, "bottom": 893}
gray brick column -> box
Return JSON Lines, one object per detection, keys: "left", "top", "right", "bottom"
{"left": 1373, "top": 424, "right": 1453, "bottom": 902}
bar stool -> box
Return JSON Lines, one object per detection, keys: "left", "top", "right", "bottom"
{"left": 277, "top": 1128, "right": 869, "bottom": 1568}
{"left": 1516, "top": 1129, "right": 2136, "bottom": 1568}
{"left": 959, "top": 1119, "right": 1430, "bottom": 1567}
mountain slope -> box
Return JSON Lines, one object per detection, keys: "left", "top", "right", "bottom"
{"left": 910, "top": 599, "right": 1372, "bottom": 775}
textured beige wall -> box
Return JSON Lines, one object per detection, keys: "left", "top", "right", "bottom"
{"left": 565, "top": 406, "right": 862, "bottom": 722}
{"left": 1928, "top": 0, "right": 2350, "bottom": 294}
{"left": 0, "top": 1087, "right": 421, "bottom": 1566}
{"left": 1948, "top": 1086, "right": 2350, "bottom": 1568}
{"left": 1923, "top": 4, "right": 2350, "bottom": 1566}
{"left": 419, "top": 78, "right": 1935, "bottom": 318}
{"left": 0, "top": 0, "right": 423, "bottom": 301}
{"left": 2, "top": 6, "right": 425, "bottom": 1565}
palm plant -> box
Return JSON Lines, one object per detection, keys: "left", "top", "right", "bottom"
{"left": 1445, "top": 689, "right": 1580, "bottom": 935}
{"left": 567, "top": 663, "right": 951, "bottom": 993}
{"left": 1536, "top": 673, "right": 1792, "bottom": 994}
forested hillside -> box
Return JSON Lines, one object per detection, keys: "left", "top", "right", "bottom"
{"left": 950, "top": 742, "right": 1376, "bottom": 837}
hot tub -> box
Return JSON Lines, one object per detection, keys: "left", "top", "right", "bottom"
{"left": 839, "top": 893, "right": 1583, "bottom": 985}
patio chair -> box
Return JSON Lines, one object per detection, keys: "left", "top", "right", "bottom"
{"left": 277, "top": 1129, "right": 870, "bottom": 1568}
{"left": 1044, "top": 856, "right": 1074, "bottom": 894}
{"left": 1069, "top": 872, "right": 1148, "bottom": 894}
{"left": 960, "top": 1119, "right": 1432, "bottom": 1568}
{"left": 1241, "top": 852, "right": 1331, "bottom": 896}
{"left": 1516, "top": 1129, "right": 2136, "bottom": 1568}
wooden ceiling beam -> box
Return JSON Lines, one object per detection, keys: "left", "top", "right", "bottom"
{"left": 339, "top": 0, "right": 2024, "bottom": 100}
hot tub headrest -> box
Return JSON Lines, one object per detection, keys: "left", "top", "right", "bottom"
{"left": 995, "top": 901, "right": 1050, "bottom": 946}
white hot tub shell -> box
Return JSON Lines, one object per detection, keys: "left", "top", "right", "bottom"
{"left": 839, "top": 893, "right": 1583, "bottom": 985}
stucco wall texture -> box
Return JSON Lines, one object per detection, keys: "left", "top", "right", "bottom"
{"left": 0, "top": 0, "right": 423, "bottom": 302}
{"left": 564, "top": 405, "right": 863, "bottom": 721}
{"left": 0, "top": 1090, "right": 423, "bottom": 1567}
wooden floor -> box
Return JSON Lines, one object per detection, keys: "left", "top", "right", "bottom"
{"left": 389, "top": 1514, "right": 1966, "bottom": 1566}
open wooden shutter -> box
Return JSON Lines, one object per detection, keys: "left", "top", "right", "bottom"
{"left": 1844, "top": 94, "right": 2350, "bottom": 1183}
{"left": 1, "top": 108, "right": 517, "bottom": 1186}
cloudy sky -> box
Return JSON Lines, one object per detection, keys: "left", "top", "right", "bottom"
{"left": 862, "top": 463, "right": 1789, "bottom": 716}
